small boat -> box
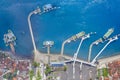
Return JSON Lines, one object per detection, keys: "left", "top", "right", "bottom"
{"left": 43, "top": 4, "right": 60, "bottom": 12}
{"left": 94, "top": 38, "right": 103, "bottom": 45}
{"left": 43, "top": 4, "right": 53, "bottom": 11}
{"left": 76, "top": 31, "right": 85, "bottom": 38}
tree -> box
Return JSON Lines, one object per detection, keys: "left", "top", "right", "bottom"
{"left": 32, "top": 62, "right": 40, "bottom": 68}
{"left": 29, "top": 70, "right": 34, "bottom": 80}
{"left": 45, "top": 64, "right": 51, "bottom": 76}
{"left": 63, "top": 66, "right": 67, "bottom": 71}
{"left": 102, "top": 68, "right": 108, "bottom": 77}
{"left": 97, "top": 69, "right": 101, "bottom": 79}
{"left": 36, "top": 70, "right": 41, "bottom": 80}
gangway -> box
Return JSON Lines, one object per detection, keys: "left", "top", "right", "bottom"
{"left": 88, "top": 28, "right": 114, "bottom": 62}
{"left": 91, "top": 34, "right": 120, "bottom": 64}
{"left": 72, "top": 32, "right": 96, "bottom": 79}
{"left": 61, "top": 31, "right": 85, "bottom": 57}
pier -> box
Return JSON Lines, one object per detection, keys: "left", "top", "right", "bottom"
{"left": 88, "top": 28, "right": 114, "bottom": 62}
{"left": 27, "top": 5, "right": 60, "bottom": 61}
{"left": 61, "top": 31, "right": 85, "bottom": 56}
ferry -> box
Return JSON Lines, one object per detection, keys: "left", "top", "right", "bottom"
{"left": 76, "top": 31, "right": 85, "bottom": 38}
{"left": 103, "top": 28, "right": 114, "bottom": 40}
{"left": 69, "top": 31, "right": 85, "bottom": 41}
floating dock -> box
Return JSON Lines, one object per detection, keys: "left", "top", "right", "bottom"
{"left": 3, "top": 30, "right": 16, "bottom": 54}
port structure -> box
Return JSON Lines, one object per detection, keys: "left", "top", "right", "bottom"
{"left": 28, "top": 7, "right": 41, "bottom": 54}
{"left": 91, "top": 34, "right": 120, "bottom": 64}
{"left": 43, "top": 41, "right": 54, "bottom": 64}
{"left": 27, "top": 5, "right": 60, "bottom": 61}
{"left": 60, "top": 31, "right": 85, "bottom": 57}
{"left": 88, "top": 28, "right": 114, "bottom": 62}
{"left": 72, "top": 32, "right": 96, "bottom": 79}
{"left": 3, "top": 30, "right": 16, "bottom": 54}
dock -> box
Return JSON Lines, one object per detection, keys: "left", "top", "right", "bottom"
{"left": 3, "top": 30, "right": 16, "bottom": 54}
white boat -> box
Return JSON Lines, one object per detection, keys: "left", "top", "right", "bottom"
{"left": 43, "top": 4, "right": 53, "bottom": 11}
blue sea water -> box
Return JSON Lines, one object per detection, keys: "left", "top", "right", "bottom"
{"left": 0, "top": 0, "right": 120, "bottom": 60}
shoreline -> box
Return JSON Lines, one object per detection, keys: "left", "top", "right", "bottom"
{"left": 98, "top": 53, "right": 120, "bottom": 62}
{"left": 97, "top": 53, "right": 120, "bottom": 68}
{"left": 1, "top": 50, "right": 120, "bottom": 64}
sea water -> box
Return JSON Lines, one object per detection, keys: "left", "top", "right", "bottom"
{"left": 0, "top": 0, "right": 120, "bottom": 60}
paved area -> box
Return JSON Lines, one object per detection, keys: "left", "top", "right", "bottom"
{"left": 55, "top": 61, "right": 97, "bottom": 80}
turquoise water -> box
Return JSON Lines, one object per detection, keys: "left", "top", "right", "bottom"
{"left": 0, "top": 0, "right": 120, "bottom": 60}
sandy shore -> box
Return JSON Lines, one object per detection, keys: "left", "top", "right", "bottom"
{"left": 97, "top": 54, "right": 120, "bottom": 68}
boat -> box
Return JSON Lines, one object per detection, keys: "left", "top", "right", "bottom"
{"left": 43, "top": 4, "right": 60, "bottom": 12}
{"left": 69, "top": 31, "right": 85, "bottom": 41}
{"left": 103, "top": 28, "right": 114, "bottom": 39}
{"left": 76, "top": 31, "right": 85, "bottom": 38}
{"left": 94, "top": 38, "right": 103, "bottom": 45}
{"left": 43, "top": 4, "right": 53, "bottom": 11}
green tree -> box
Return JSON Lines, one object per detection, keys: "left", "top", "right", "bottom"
{"left": 32, "top": 62, "right": 40, "bottom": 68}
{"left": 97, "top": 69, "right": 100, "bottom": 78}
{"left": 36, "top": 70, "right": 41, "bottom": 80}
{"left": 63, "top": 66, "right": 67, "bottom": 71}
{"left": 102, "top": 68, "right": 108, "bottom": 77}
{"left": 45, "top": 64, "right": 51, "bottom": 76}
{"left": 29, "top": 70, "right": 34, "bottom": 80}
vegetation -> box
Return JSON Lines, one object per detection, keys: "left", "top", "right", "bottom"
{"left": 45, "top": 64, "right": 52, "bottom": 76}
{"left": 97, "top": 69, "right": 101, "bottom": 78}
{"left": 48, "top": 76, "right": 53, "bottom": 80}
{"left": 3, "top": 73, "right": 13, "bottom": 80}
{"left": 0, "top": 52, "right": 8, "bottom": 58}
{"left": 102, "top": 68, "right": 108, "bottom": 77}
{"left": 32, "top": 61, "right": 40, "bottom": 68}
{"left": 63, "top": 66, "right": 67, "bottom": 71}
{"left": 29, "top": 70, "right": 34, "bottom": 80}
{"left": 89, "top": 78, "right": 92, "bottom": 80}
{"left": 36, "top": 70, "right": 41, "bottom": 80}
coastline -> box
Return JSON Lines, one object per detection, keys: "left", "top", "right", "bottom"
{"left": 97, "top": 53, "right": 120, "bottom": 68}
{"left": 1, "top": 49, "right": 120, "bottom": 65}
